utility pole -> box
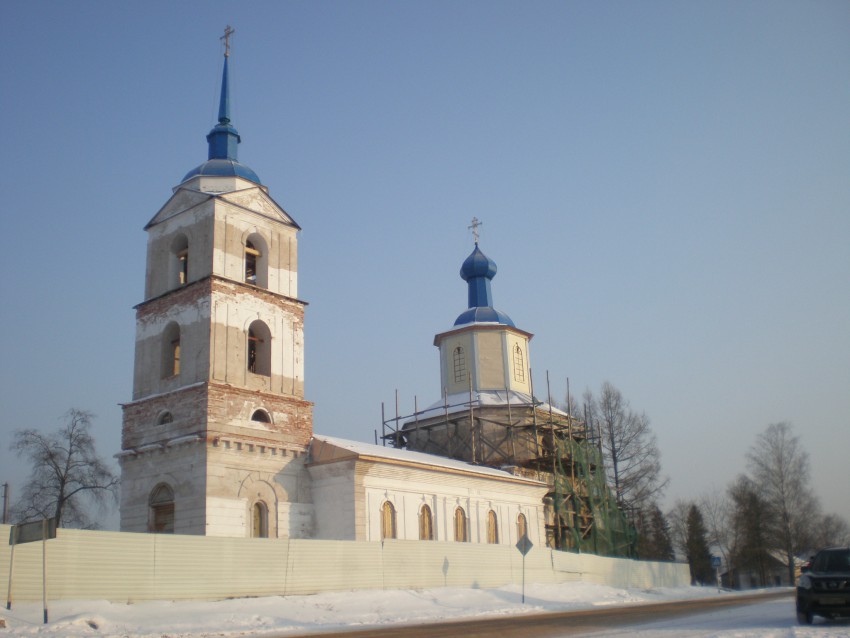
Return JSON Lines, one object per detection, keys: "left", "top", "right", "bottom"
{"left": 2, "top": 482, "right": 9, "bottom": 524}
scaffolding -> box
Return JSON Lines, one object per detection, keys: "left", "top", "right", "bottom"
{"left": 381, "top": 386, "right": 637, "bottom": 558}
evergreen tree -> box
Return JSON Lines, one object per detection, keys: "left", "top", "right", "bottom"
{"left": 685, "top": 504, "right": 713, "bottom": 585}
{"left": 637, "top": 503, "right": 675, "bottom": 560}
{"left": 728, "top": 475, "right": 774, "bottom": 588}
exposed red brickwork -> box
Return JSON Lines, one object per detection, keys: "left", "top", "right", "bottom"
{"left": 136, "top": 276, "right": 306, "bottom": 322}
{"left": 136, "top": 278, "right": 214, "bottom": 320}
{"left": 210, "top": 278, "right": 306, "bottom": 321}
{"left": 207, "top": 382, "right": 313, "bottom": 447}
{"left": 122, "top": 383, "right": 209, "bottom": 449}
{"left": 122, "top": 382, "right": 313, "bottom": 451}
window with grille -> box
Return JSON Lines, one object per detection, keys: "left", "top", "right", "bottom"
{"left": 453, "top": 346, "right": 466, "bottom": 384}
{"left": 512, "top": 344, "right": 525, "bottom": 382}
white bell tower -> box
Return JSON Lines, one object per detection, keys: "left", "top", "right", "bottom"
{"left": 119, "top": 30, "right": 314, "bottom": 538}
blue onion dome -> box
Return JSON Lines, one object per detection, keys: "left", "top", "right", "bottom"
{"left": 454, "top": 243, "right": 515, "bottom": 327}
{"left": 460, "top": 244, "right": 497, "bottom": 281}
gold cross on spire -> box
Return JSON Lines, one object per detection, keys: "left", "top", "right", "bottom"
{"left": 221, "top": 25, "right": 235, "bottom": 58}
{"left": 468, "top": 217, "right": 482, "bottom": 244}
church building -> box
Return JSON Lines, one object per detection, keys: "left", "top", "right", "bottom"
{"left": 118, "top": 34, "right": 549, "bottom": 549}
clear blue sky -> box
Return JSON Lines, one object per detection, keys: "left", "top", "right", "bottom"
{"left": 1, "top": 1, "right": 848, "bottom": 527}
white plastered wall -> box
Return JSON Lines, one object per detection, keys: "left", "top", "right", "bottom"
{"left": 310, "top": 459, "right": 546, "bottom": 546}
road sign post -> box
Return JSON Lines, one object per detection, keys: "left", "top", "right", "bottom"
{"left": 711, "top": 555, "right": 722, "bottom": 592}
{"left": 6, "top": 518, "right": 56, "bottom": 622}
{"left": 515, "top": 533, "right": 533, "bottom": 604}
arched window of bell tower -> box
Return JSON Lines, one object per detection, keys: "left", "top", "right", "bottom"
{"left": 512, "top": 344, "right": 525, "bottom": 383}
{"left": 161, "top": 322, "right": 181, "bottom": 378}
{"left": 244, "top": 233, "right": 268, "bottom": 288}
{"left": 170, "top": 234, "right": 189, "bottom": 288}
{"left": 149, "top": 483, "right": 175, "bottom": 533}
{"left": 453, "top": 346, "right": 466, "bottom": 384}
{"left": 251, "top": 409, "right": 271, "bottom": 423}
{"left": 247, "top": 320, "right": 272, "bottom": 377}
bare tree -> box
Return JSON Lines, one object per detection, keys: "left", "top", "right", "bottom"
{"left": 10, "top": 409, "right": 119, "bottom": 528}
{"left": 699, "top": 488, "right": 733, "bottom": 570}
{"left": 667, "top": 498, "right": 692, "bottom": 560}
{"left": 584, "top": 382, "right": 668, "bottom": 511}
{"left": 746, "top": 422, "right": 818, "bottom": 584}
{"left": 811, "top": 513, "right": 850, "bottom": 549}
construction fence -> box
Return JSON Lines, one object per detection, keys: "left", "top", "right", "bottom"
{"left": 0, "top": 525, "right": 689, "bottom": 603}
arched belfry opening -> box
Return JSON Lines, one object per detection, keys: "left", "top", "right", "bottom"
{"left": 247, "top": 320, "right": 272, "bottom": 376}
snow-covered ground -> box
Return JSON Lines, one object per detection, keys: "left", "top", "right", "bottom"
{"left": 1, "top": 583, "right": 847, "bottom": 637}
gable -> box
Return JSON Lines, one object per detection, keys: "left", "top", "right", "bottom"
{"left": 145, "top": 188, "right": 213, "bottom": 229}
{"left": 220, "top": 188, "right": 300, "bottom": 229}
{"left": 144, "top": 186, "right": 300, "bottom": 231}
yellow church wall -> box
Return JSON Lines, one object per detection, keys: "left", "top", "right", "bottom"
{"left": 504, "top": 332, "right": 531, "bottom": 394}
{"left": 441, "top": 332, "right": 474, "bottom": 395}
{"left": 476, "top": 331, "right": 506, "bottom": 390}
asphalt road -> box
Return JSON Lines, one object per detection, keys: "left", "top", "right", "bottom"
{"left": 282, "top": 589, "right": 792, "bottom": 638}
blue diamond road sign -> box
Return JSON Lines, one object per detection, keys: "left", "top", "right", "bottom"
{"left": 516, "top": 534, "right": 533, "bottom": 556}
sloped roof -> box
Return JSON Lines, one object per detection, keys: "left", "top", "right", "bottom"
{"left": 310, "top": 434, "right": 546, "bottom": 486}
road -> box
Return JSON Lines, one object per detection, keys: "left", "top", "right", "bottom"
{"left": 282, "top": 590, "right": 797, "bottom": 638}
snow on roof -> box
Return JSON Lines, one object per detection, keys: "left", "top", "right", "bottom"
{"left": 403, "top": 390, "right": 569, "bottom": 425}
{"left": 310, "top": 434, "right": 546, "bottom": 485}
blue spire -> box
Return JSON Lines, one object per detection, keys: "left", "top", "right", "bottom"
{"left": 181, "top": 29, "right": 262, "bottom": 185}
{"left": 454, "top": 243, "right": 515, "bottom": 327}
{"left": 206, "top": 55, "right": 241, "bottom": 161}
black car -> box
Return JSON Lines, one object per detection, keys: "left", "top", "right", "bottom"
{"left": 796, "top": 547, "right": 850, "bottom": 624}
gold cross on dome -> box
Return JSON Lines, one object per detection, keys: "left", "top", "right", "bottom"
{"left": 221, "top": 25, "right": 235, "bottom": 58}
{"left": 468, "top": 217, "right": 482, "bottom": 244}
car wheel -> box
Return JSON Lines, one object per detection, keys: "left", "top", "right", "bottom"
{"left": 797, "top": 608, "right": 813, "bottom": 625}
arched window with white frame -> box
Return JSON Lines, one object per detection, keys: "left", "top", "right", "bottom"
{"left": 487, "top": 510, "right": 499, "bottom": 544}
{"left": 512, "top": 344, "right": 525, "bottom": 383}
{"left": 453, "top": 346, "right": 466, "bottom": 384}
{"left": 419, "top": 504, "right": 434, "bottom": 541}
{"left": 517, "top": 513, "right": 528, "bottom": 540}
{"left": 381, "top": 501, "right": 397, "bottom": 540}
{"left": 454, "top": 507, "right": 468, "bottom": 542}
